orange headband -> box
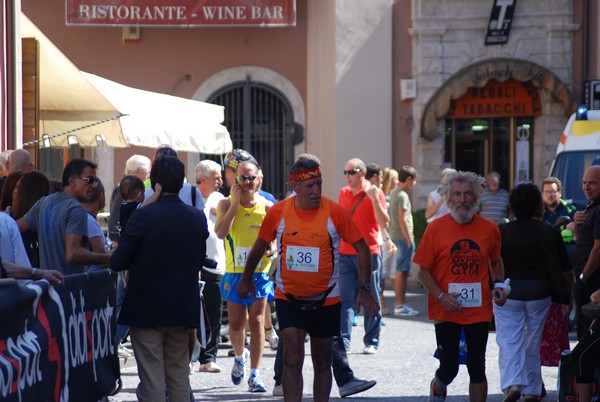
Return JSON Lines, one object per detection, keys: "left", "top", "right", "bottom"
{"left": 286, "top": 167, "right": 322, "bottom": 184}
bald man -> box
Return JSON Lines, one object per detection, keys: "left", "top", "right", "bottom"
{"left": 572, "top": 165, "right": 600, "bottom": 339}
{"left": 7, "top": 149, "right": 34, "bottom": 174}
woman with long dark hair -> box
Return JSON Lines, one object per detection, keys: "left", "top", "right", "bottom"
{"left": 494, "top": 183, "right": 569, "bottom": 402}
{"left": 11, "top": 171, "right": 51, "bottom": 267}
{"left": 0, "top": 172, "right": 24, "bottom": 213}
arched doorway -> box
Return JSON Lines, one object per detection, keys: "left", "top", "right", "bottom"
{"left": 420, "top": 58, "right": 577, "bottom": 189}
{"left": 207, "top": 81, "right": 295, "bottom": 200}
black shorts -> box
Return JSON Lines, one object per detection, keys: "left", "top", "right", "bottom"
{"left": 275, "top": 299, "right": 341, "bottom": 339}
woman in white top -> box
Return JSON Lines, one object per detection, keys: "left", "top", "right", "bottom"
{"left": 425, "top": 168, "right": 456, "bottom": 223}
{"left": 380, "top": 167, "right": 399, "bottom": 315}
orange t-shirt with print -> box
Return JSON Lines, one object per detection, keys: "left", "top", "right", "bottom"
{"left": 413, "top": 213, "right": 501, "bottom": 325}
{"left": 258, "top": 196, "right": 362, "bottom": 306}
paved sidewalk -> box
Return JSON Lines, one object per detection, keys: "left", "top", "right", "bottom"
{"left": 108, "top": 284, "right": 570, "bottom": 401}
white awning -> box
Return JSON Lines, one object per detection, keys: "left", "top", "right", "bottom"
{"left": 82, "top": 72, "right": 232, "bottom": 154}
{"left": 20, "top": 13, "right": 232, "bottom": 154}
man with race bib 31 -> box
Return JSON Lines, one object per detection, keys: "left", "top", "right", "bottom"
{"left": 415, "top": 170, "right": 508, "bottom": 402}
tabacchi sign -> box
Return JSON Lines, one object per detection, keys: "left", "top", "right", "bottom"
{"left": 66, "top": 0, "right": 296, "bottom": 27}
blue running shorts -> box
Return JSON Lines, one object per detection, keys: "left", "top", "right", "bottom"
{"left": 221, "top": 272, "right": 274, "bottom": 306}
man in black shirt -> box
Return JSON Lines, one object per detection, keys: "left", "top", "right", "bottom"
{"left": 573, "top": 165, "right": 600, "bottom": 339}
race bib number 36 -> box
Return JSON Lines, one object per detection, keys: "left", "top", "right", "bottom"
{"left": 448, "top": 282, "right": 482, "bottom": 308}
{"left": 286, "top": 246, "right": 320, "bottom": 272}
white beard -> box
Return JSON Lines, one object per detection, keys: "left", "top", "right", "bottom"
{"left": 449, "top": 203, "right": 475, "bottom": 224}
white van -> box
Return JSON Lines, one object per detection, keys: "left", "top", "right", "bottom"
{"left": 549, "top": 109, "right": 600, "bottom": 209}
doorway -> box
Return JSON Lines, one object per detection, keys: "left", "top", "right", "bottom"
{"left": 204, "top": 81, "right": 295, "bottom": 200}
{"left": 444, "top": 117, "right": 533, "bottom": 190}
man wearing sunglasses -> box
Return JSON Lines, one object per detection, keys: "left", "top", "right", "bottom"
{"left": 215, "top": 159, "right": 275, "bottom": 393}
{"left": 222, "top": 149, "right": 258, "bottom": 196}
{"left": 338, "top": 158, "right": 389, "bottom": 356}
{"left": 17, "top": 158, "right": 110, "bottom": 274}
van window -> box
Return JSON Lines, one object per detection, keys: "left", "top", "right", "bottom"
{"left": 551, "top": 151, "right": 600, "bottom": 210}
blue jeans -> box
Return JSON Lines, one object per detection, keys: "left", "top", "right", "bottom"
{"left": 392, "top": 239, "right": 414, "bottom": 273}
{"left": 338, "top": 254, "right": 382, "bottom": 350}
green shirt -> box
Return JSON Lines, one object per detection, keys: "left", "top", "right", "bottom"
{"left": 388, "top": 187, "right": 413, "bottom": 241}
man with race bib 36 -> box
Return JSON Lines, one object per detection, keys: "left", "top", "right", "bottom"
{"left": 237, "top": 155, "right": 378, "bottom": 402}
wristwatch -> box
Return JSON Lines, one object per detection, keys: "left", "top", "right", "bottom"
{"left": 579, "top": 273, "right": 586, "bottom": 283}
{"left": 359, "top": 283, "right": 372, "bottom": 292}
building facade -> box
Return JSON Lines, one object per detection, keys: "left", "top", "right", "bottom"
{"left": 408, "top": 0, "right": 597, "bottom": 205}
{"left": 9, "top": 0, "right": 600, "bottom": 207}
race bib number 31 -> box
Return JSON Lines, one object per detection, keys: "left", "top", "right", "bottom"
{"left": 286, "top": 246, "right": 320, "bottom": 272}
{"left": 448, "top": 282, "right": 482, "bottom": 308}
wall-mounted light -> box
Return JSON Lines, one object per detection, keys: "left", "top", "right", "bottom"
{"left": 400, "top": 79, "right": 417, "bottom": 100}
{"left": 42, "top": 134, "right": 51, "bottom": 148}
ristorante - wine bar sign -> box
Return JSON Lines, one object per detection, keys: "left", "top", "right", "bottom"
{"left": 66, "top": 0, "right": 296, "bottom": 27}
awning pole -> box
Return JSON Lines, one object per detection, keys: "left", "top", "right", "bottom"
{"left": 23, "top": 114, "right": 125, "bottom": 147}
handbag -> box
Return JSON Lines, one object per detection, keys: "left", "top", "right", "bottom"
{"left": 558, "top": 350, "right": 600, "bottom": 402}
{"left": 582, "top": 302, "right": 600, "bottom": 320}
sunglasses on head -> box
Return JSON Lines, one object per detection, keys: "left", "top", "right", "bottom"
{"left": 79, "top": 176, "right": 99, "bottom": 184}
{"left": 343, "top": 168, "right": 362, "bottom": 176}
{"left": 237, "top": 175, "right": 257, "bottom": 182}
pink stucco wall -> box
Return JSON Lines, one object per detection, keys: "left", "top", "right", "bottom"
{"left": 21, "top": 0, "right": 308, "bottom": 182}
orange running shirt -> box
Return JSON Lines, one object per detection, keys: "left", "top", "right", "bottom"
{"left": 413, "top": 213, "right": 501, "bottom": 325}
{"left": 258, "top": 196, "right": 362, "bottom": 306}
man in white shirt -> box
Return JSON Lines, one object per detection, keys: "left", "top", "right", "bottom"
{"left": 194, "top": 160, "right": 226, "bottom": 373}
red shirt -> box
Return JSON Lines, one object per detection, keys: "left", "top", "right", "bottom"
{"left": 338, "top": 185, "right": 386, "bottom": 255}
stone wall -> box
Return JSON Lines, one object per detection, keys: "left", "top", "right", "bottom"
{"left": 410, "top": 0, "right": 577, "bottom": 208}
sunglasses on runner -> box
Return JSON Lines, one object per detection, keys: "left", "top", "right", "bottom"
{"left": 343, "top": 168, "right": 362, "bottom": 176}
{"left": 237, "top": 175, "right": 257, "bottom": 182}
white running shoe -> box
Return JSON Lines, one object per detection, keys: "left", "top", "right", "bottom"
{"left": 394, "top": 304, "right": 419, "bottom": 316}
{"left": 266, "top": 328, "right": 279, "bottom": 351}
{"left": 231, "top": 349, "right": 249, "bottom": 385}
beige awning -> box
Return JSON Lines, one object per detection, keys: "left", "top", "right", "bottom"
{"left": 21, "top": 13, "right": 127, "bottom": 148}
{"left": 20, "top": 13, "right": 232, "bottom": 154}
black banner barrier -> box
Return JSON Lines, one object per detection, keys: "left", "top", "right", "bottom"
{"left": 0, "top": 270, "right": 120, "bottom": 401}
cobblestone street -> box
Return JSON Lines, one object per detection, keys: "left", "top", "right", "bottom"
{"left": 109, "top": 284, "right": 570, "bottom": 401}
